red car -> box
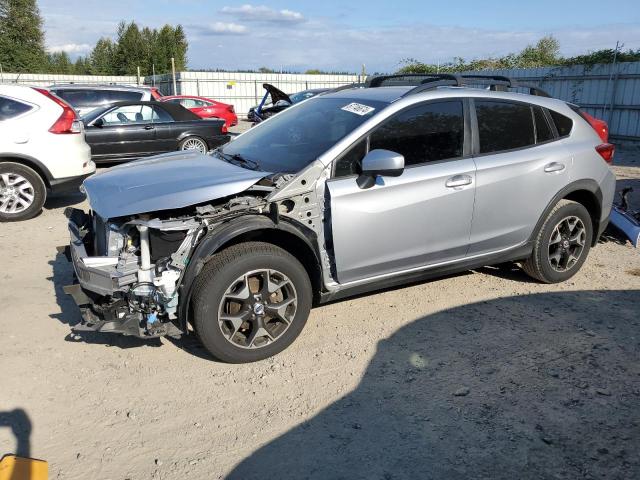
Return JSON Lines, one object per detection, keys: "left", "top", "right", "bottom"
{"left": 160, "top": 95, "right": 237, "bottom": 131}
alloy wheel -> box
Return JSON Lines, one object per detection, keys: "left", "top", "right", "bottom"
{"left": 217, "top": 269, "right": 298, "bottom": 349}
{"left": 181, "top": 138, "right": 207, "bottom": 153}
{"left": 0, "top": 173, "right": 35, "bottom": 214}
{"left": 548, "top": 215, "right": 586, "bottom": 272}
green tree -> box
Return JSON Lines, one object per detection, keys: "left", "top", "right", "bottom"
{"left": 113, "top": 21, "right": 146, "bottom": 75}
{"left": 46, "top": 51, "right": 73, "bottom": 73}
{"left": 0, "top": 0, "right": 47, "bottom": 72}
{"left": 89, "top": 37, "right": 115, "bottom": 74}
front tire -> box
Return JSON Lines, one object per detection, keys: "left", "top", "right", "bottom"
{"left": 192, "top": 242, "right": 312, "bottom": 363}
{"left": 523, "top": 199, "right": 593, "bottom": 283}
{"left": 0, "top": 162, "right": 46, "bottom": 222}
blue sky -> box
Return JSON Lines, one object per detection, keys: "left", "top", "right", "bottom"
{"left": 39, "top": 0, "right": 640, "bottom": 72}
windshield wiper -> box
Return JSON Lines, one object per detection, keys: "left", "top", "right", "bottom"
{"left": 215, "top": 150, "right": 261, "bottom": 171}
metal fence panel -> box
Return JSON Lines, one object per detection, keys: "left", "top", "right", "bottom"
{"left": 3, "top": 64, "right": 639, "bottom": 139}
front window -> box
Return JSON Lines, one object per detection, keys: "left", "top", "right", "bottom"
{"left": 220, "top": 97, "right": 387, "bottom": 173}
{"left": 101, "top": 105, "right": 154, "bottom": 125}
{"left": 334, "top": 100, "right": 465, "bottom": 177}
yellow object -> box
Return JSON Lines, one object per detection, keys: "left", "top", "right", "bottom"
{"left": 0, "top": 455, "right": 48, "bottom": 480}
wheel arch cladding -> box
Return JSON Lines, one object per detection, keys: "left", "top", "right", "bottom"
{"left": 562, "top": 189, "right": 601, "bottom": 244}
{"left": 0, "top": 154, "right": 52, "bottom": 188}
{"left": 177, "top": 215, "right": 322, "bottom": 332}
{"left": 531, "top": 179, "right": 603, "bottom": 248}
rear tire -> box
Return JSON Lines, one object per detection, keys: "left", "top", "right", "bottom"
{"left": 0, "top": 162, "right": 46, "bottom": 222}
{"left": 192, "top": 242, "right": 312, "bottom": 363}
{"left": 523, "top": 199, "right": 593, "bottom": 283}
{"left": 178, "top": 136, "right": 208, "bottom": 154}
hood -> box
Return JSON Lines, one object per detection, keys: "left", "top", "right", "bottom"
{"left": 83, "top": 150, "right": 269, "bottom": 219}
{"left": 263, "top": 83, "right": 292, "bottom": 105}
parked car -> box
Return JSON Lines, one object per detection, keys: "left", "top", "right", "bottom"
{"left": 62, "top": 74, "right": 615, "bottom": 363}
{"left": 247, "top": 84, "right": 329, "bottom": 122}
{"left": 160, "top": 95, "right": 237, "bottom": 131}
{"left": 49, "top": 84, "right": 163, "bottom": 117}
{"left": 81, "top": 101, "right": 230, "bottom": 163}
{"left": 0, "top": 85, "right": 94, "bottom": 222}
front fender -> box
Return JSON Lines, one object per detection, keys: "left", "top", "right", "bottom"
{"left": 177, "top": 214, "right": 319, "bottom": 331}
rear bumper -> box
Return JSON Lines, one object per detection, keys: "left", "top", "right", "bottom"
{"left": 49, "top": 171, "right": 94, "bottom": 194}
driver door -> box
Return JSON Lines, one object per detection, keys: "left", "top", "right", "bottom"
{"left": 86, "top": 105, "right": 157, "bottom": 161}
{"left": 327, "top": 100, "right": 477, "bottom": 284}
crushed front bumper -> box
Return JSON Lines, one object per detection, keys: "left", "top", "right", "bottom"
{"left": 61, "top": 208, "right": 181, "bottom": 338}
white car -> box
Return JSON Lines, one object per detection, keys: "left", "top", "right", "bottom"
{"left": 0, "top": 85, "right": 95, "bottom": 221}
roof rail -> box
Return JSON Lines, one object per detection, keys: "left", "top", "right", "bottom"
{"left": 365, "top": 72, "right": 551, "bottom": 98}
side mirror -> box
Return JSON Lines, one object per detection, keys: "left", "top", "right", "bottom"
{"left": 357, "top": 149, "right": 404, "bottom": 189}
{"left": 92, "top": 117, "right": 104, "bottom": 128}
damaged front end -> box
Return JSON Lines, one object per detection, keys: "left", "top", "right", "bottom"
{"left": 62, "top": 193, "right": 271, "bottom": 339}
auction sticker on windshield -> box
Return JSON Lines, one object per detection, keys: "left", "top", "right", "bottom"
{"left": 341, "top": 103, "right": 376, "bottom": 116}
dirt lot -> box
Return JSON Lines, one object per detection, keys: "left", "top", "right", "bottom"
{"left": 2, "top": 135, "right": 640, "bottom": 479}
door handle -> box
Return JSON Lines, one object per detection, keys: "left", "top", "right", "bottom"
{"left": 144, "top": 125, "right": 154, "bottom": 130}
{"left": 544, "top": 162, "right": 565, "bottom": 173}
{"left": 445, "top": 174, "right": 473, "bottom": 188}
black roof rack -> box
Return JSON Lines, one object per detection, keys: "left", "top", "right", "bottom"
{"left": 364, "top": 73, "right": 551, "bottom": 98}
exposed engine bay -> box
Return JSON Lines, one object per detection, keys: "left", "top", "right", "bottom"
{"left": 62, "top": 168, "right": 331, "bottom": 339}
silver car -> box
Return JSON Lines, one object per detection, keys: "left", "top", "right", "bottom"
{"left": 49, "top": 84, "right": 162, "bottom": 117}
{"left": 62, "top": 74, "right": 616, "bottom": 363}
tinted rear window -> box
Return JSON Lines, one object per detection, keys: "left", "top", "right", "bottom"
{"left": 0, "top": 96, "right": 33, "bottom": 120}
{"left": 533, "top": 106, "right": 554, "bottom": 143}
{"left": 52, "top": 89, "right": 143, "bottom": 106}
{"left": 475, "top": 100, "right": 535, "bottom": 154}
{"left": 549, "top": 110, "right": 573, "bottom": 137}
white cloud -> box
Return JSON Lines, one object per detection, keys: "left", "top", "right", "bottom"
{"left": 46, "top": 43, "right": 92, "bottom": 54}
{"left": 207, "top": 22, "right": 248, "bottom": 35}
{"left": 220, "top": 4, "right": 304, "bottom": 24}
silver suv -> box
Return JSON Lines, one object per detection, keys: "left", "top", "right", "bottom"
{"left": 49, "top": 84, "right": 162, "bottom": 117}
{"left": 62, "top": 74, "right": 616, "bottom": 363}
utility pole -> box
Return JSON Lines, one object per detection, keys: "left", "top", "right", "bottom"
{"left": 606, "top": 41, "right": 621, "bottom": 124}
{"left": 152, "top": 64, "right": 156, "bottom": 87}
{"left": 171, "top": 57, "right": 177, "bottom": 95}
{"left": 136, "top": 66, "right": 141, "bottom": 85}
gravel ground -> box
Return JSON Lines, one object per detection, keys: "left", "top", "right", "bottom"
{"left": 1, "top": 134, "right": 639, "bottom": 479}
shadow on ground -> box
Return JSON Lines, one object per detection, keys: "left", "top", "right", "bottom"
{"left": 228, "top": 289, "right": 640, "bottom": 480}
{"left": 0, "top": 409, "right": 31, "bottom": 458}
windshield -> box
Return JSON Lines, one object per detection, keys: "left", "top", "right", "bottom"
{"left": 221, "top": 96, "right": 386, "bottom": 173}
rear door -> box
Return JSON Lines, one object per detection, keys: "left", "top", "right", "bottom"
{"left": 85, "top": 105, "right": 157, "bottom": 161}
{"left": 327, "top": 99, "right": 476, "bottom": 284}
{"left": 467, "top": 99, "right": 571, "bottom": 255}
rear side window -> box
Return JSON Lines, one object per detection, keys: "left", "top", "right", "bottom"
{"left": 152, "top": 106, "right": 173, "bottom": 122}
{"left": 0, "top": 96, "right": 33, "bottom": 120}
{"left": 533, "top": 106, "right": 554, "bottom": 143}
{"left": 53, "top": 89, "right": 109, "bottom": 107}
{"left": 475, "top": 100, "right": 535, "bottom": 154}
{"left": 369, "top": 100, "right": 464, "bottom": 166}
{"left": 108, "top": 90, "right": 145, "bottom": 102}
{"left": 52, "top": 89, "right": 143, "bottom": 106}
{"left": 549, "top": 110, "right": 573, "bottom": 137}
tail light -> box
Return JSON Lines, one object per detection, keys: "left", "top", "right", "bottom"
{"left": 221, "top": 124, "right": 228, "bottom": 134}
{"left": 33, "top": 88, "right": 81, "bottom": 134}
{"left": 579, "top": 111, "right": 609, "bottom": 143}
{"left": 595, "top": 143, "right": 615, "bottom": 164}
{"left": 228, "top": 105, "right": 235, "bottom": 113}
